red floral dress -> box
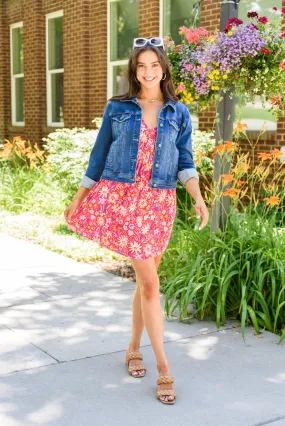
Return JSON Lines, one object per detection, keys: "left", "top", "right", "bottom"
{"left": 68, "top": 119, "right": 177, "bottom": 259}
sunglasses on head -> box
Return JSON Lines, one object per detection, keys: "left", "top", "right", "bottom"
{"left": 133, "top": 37, "right": 165, "bottom": 50}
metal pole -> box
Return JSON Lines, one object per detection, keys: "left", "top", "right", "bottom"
{"left": 211, "top": 0, "right": 239, "bottom": 232}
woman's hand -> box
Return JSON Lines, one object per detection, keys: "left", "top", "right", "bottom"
{"left": 194, "top": 195, "right": 209, "bottom": 230}
{"left": 64, "top": 199, "right": 81, "bottom": 223}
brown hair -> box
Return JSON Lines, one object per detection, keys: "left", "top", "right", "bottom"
{"left": 109, "top": 45, "right": 179, "bottom": 103}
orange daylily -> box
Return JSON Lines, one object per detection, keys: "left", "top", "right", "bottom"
{"left": 257, "top": 152, "right": 272, "bottom": 161}
{"left": 233, "top": 122, "right": 248, "bottom": 134}
{"left": 236, "top": 180, "right": 246, "bottom": 187}
{"left": 271, "top": 149, "right": 283, "bottom": 159}
{"left": 221, "top": 174, "right": 234, "bottom": 184}
{"left": 263, "top": 196, "right": 280, "bottom": 206}
{"left": 224, "top": 141, "right": 238, "bottom": 151}
{"left": 223, "top": 188, "right": 241, "bottom": 199}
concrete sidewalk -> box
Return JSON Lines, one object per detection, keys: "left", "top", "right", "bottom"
{"left": 0, "top": 232, "right": 284, "bottom": 426}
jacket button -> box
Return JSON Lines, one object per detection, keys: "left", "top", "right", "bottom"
{"left": 153, "top": 183, "right": 157, "bottom": 187}
{"left": 160, "top": 123, "right": 163, "bottom": 127}
{"left": 158, "top": 143, "right": 161, "bottom": 148}
{"left": 155, "top": 163, "right": 159, "bottom": 167}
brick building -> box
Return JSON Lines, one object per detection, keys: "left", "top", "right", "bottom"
{"left": 0, "top": 0, "right": 284, "bottom": 155}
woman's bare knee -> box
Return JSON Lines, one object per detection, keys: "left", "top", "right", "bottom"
{"left": 138, "top": 277, "right": 160, "bottom": 300}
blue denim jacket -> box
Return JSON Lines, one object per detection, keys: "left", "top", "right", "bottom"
{"left": 81, "top": 96, "right": 199, "bottom": 189}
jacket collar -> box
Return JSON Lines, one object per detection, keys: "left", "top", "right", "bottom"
{"left": 120, "top": 96, "right": 176, "bottom": 111}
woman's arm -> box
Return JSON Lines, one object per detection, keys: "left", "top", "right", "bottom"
{"left": 185, "top": 177, "right": 209, "bottom": 230}
{"left": 81, "top": 101, "right": 113, "bottom": 189}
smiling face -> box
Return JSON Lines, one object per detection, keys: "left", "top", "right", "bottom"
{"left": 136, "top": 49, "right": 164, "bottom": 89}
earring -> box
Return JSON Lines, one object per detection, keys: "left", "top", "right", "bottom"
{"left": 161, "top": 73, "right": 166, "bottom": 80}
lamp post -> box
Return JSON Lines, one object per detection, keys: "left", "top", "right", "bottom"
{"left": 211, "top": 0, "right": 239, "bottom": 232}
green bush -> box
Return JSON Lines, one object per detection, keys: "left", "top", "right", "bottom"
{"left": 159, "top": 207, "right": 285, "bottom": 343}
{"left": 42, "top": 128, "right": 98, "bottom": 197}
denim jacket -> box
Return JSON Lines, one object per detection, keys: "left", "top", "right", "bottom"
{"left": 81, "top": 96, "right": 199, "bottom": 190}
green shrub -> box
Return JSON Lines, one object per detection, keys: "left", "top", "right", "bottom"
{"left": 42, "top": 128, "right": 98, "bottom": 197}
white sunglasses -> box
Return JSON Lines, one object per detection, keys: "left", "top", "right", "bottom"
{"left": 133, "top": 37, "right": 165, "bottom": 50}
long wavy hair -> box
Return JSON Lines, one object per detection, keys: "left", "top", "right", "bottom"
{"left": 109, "top": 44, "right": 179, "bottom": 103}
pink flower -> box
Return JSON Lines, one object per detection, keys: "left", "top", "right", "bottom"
{"left": 186, "top": 30, "right": 199, "bottom": 44}
{"left": 177, "top": 83, "right": 186, "bottom": 91}
{"left": 167, "top": 40, "right": 174, "bottom": 47}
{"left": 185, "top": 64, "right": 193, "bottom": 71}
{"left": 281, "top": 32, "right": 285, "bottom": 38}
{"left": 280, "top": 60, "right": 285, "bottom": 69}
{"left": 258, "top": 16, "right": 268, "bottom": 24}
{"left": 272, "top": 6, "right": 277, "bottom": 11}
{"left": 179, "top": 26, "right": 188, "bottom": 35}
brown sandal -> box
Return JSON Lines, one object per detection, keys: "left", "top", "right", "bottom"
{"left": 125, "top": 351, "right": 147, "bottom": 378}
{"left": 156, "top": 375, "right": 176, "bottom": 405}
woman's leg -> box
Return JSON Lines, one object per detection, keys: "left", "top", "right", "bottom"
{"left": 130, "top": 256, "right": 174, "bottom": 402}
{"left": 127, "top": 253, "right": 163, "bottom": 376}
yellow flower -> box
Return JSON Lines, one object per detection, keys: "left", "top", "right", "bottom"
{"left": 232, "top": 27, "right": 237, "bottom": 31}
{"left": 223, "top": 74, "right": 228, "bottom": 79}
{"left": 228, "top": 31, "right": 233, "bottom": 36}
{"left": 202, "top": 64, "right": 207, "bottom": 69}
{"left": 226, "top": 69, "right": 231, "bottom": 73}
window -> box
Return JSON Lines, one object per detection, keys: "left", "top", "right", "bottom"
{"left": 10, "top": 23, "right": 24, "bottom": 126}
{"left": 161, "top": 0, "right": 199, "bottom": 129}
{"left": 46, "top": 11, "right": 64, "bottom": 127}
{"left": 108, "top": 0, "right": 139, "bottom": 98}
{"left": 236, "top": 0, "right": 282, "bottom": 133}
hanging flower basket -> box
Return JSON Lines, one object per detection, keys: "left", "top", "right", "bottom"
{"left": 165, "top": 8, "right": 285, "bottom": 116}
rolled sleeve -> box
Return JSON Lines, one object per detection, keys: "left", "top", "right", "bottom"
{"left": 81, "top": 101, "right": 113, "bottom": 188}
{"left": 177, "top": 106, "right": 199, "bottom": 187}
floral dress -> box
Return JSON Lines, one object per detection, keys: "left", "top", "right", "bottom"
{"left": 67, "top": 119, "right": 177, "bottom": 259}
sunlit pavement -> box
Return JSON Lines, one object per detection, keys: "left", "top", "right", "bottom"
{"left": 0, "top": 233, "right": 284, "bottom": 426}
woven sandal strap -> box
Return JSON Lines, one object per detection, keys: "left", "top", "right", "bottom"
{"left": 156, "top": 390, "right": 176, "bottom": 398}
{"left": 157, "top": 375, "right": 174, "bottom": 385}
{"left": 128, "top": 364, "right": 146, "bottom": 372}
{"left": 126, "top": 352, "right": 143, "bottom": 363}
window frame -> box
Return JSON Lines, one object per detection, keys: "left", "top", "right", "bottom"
{"left": 46, "top": 10, "right": 64, "bottom": 127}
{"left": 10, "top": 22, "right": 24, "bottom": 127}
{"left": 107, "top": 0, "right": 139, "bottom": 99}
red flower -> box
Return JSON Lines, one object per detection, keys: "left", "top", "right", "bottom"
{"left": 282, "top": 9, "right": 285, "bottom": 14}
{"left": 262, "top": 48, "right": 271, "bottom": 54}
{"left": 247, "top": 11, "right": 258, "bottom": 18}
{"left": 258, "top": 16, "right": 268, "bottom": 24}
{"left": 224, "top": 17, "right": 243, "bottom": 33}
{"left": 280, "top": 60, "right": 285, "bottom": 69}
{"left": 271, "top": 97, "right": 279, "bottom": 106}
{"left": 281, "top": 32, "right": 285, "bottom": 38}
{"left": 272, "top": 6, "right": 277, "bottom": 11}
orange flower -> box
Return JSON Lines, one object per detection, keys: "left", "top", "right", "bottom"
{"left": 224, "top": 141, "right": 238, "bottom": 151}
{"left": 215, "top": 144, "right": 226, "bottom": 154}
{"left": 263, "top": 196, "right": 280, "bottom": 206}
{"left": 197, "top": 150, "right": 208, "bottom": 157}
{"left": 257, "top": 152, "right": 272, "bottom": 161}
{"left": 221, "top": 174, "right": 234, "bottom": 184}
{"left": 233, "top": 122, "right": 248, "bottom": 134}
{"left": 223, "top": 188, "right": 241, "bottom": 199}
{"left": 271, "top": 149, "right": 283, "bottom": 159}
{"left": 236, "top": 180, "right": 245, "bottom": 187}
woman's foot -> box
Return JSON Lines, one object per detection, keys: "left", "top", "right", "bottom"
{"left": 157, "top": 363, "right": 176, "bottom": 403}
{"left": 126, "top": 345, "right": 146, "bottom": 377}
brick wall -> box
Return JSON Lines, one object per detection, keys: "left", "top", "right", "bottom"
{"left": 90, "top": 0, "right": 108, "bottom": 122}
{"left": 139, "top": 0, "right": 159, "bottom": 37}
{"left": 199, "top": 0, "right": 220, "bottom": 132}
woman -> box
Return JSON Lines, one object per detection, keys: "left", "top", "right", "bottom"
{"left": 64, "top": 37, "right": 209, "bottom": 405}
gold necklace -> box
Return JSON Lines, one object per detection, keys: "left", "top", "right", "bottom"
{"left": 137, "top": 94, "right": 164, "bottom": 103}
